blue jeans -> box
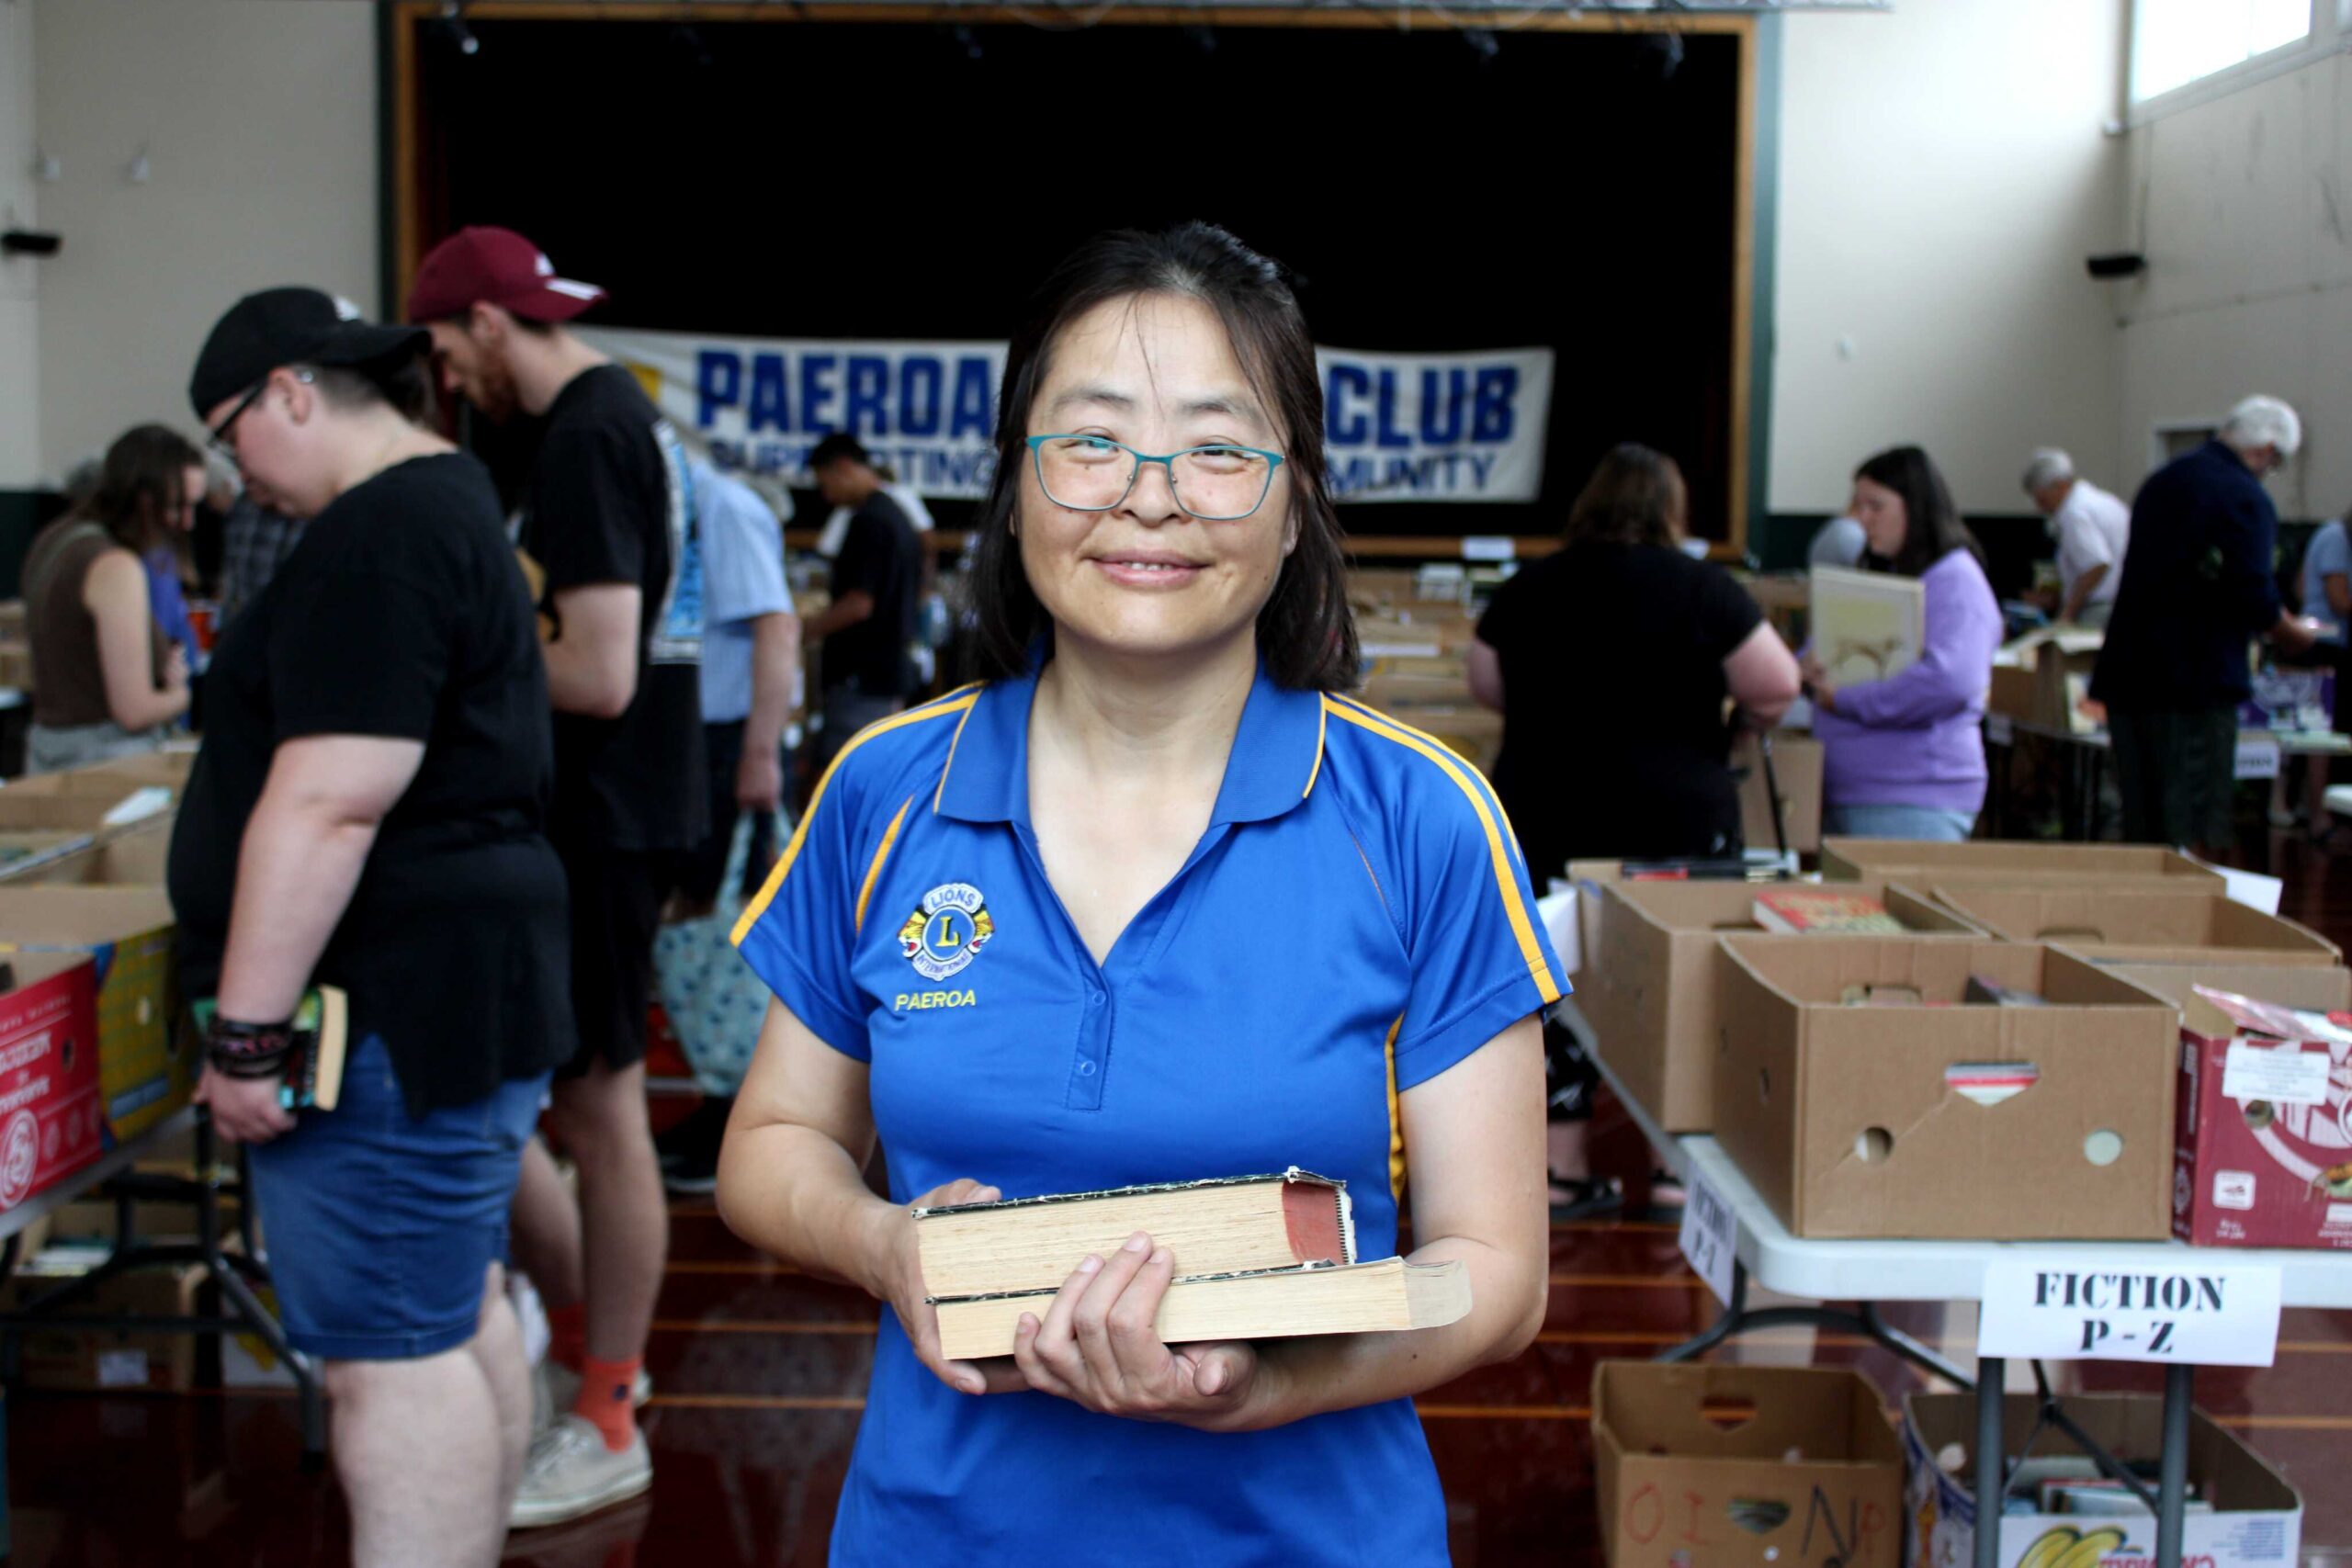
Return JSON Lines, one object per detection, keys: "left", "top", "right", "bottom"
{"left": 1821, "top": 803, "right": 1976, "bottom": 842}
{"left": 244, "top": 1036, "right": 548, "bottom": 1359}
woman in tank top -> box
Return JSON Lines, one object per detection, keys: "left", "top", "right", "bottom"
{"left": 23, "top": 425, "right": 198, "bottom": 773}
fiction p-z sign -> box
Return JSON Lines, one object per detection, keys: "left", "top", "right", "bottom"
{"left": 1976, "top": 1261, "right": 2282, "bottom": 1367}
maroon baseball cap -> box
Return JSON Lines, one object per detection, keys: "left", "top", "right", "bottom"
{"left": 405, "top": 225, "right": 608, "bottom": 323}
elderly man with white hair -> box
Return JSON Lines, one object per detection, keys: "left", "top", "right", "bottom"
{"left": 2022, "top": 448, "right": 2131, "bottom": 627}
{"left": 2090, "top": 395, "right": 2321, "bottom": 854}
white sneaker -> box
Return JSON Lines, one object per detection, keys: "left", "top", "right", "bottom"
{"left": 531, "top": 1360, "right": 654, "bottom": 1437}
{"left": 509, "top": 1415, "right": 652, "bottom": 1529}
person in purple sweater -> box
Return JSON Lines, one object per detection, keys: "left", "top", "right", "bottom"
{"left": 1802, "top": 446, "right": 2003, "bottom": 841}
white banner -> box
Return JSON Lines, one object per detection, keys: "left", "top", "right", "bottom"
{"left": 581, "top": 327, "right": 1551, "bottom": 505}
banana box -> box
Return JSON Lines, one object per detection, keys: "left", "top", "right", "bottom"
{"left": 1905, "top": 1393, "right": 2300, "bottom": 1568}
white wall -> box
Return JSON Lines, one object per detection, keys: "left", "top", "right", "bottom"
{"left": 28, "top": 0, "right": 376, "bottom": 484}
{"left": 1769, "top": 0, "right": 2131, "bottom": 517}
{"left": 1, "top": 0, "right": 41, "bottom": 489}
{"left": 2117, "top": 53, "right": 2352, "bottom": 523}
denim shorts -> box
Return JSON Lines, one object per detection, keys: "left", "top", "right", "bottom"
{"left": 244, "top": 1036, "right": 548, "bottom": 1360}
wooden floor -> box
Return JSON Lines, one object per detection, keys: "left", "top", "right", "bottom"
{"left": 10, "top": 830, "right": 2352, "bottom": 1564}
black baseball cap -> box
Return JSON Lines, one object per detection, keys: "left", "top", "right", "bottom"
{"left": 188, "top": 288, "right": 430, "bottom": 420}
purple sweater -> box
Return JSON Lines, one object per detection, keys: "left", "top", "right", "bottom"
{"left": 1815, "top": 549, "right": 2002, "bottom": 814}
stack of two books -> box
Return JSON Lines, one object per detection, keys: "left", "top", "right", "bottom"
{"left": 918, "top": 1168, "right": 1471, "bottom": 1360}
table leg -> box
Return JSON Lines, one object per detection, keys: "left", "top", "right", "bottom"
{"left": 1974, "top": 1356, "right": 2006, "bottom": 1568}
{"left": 2156, "top": 1363, "right": 2192, "bottom": 1568}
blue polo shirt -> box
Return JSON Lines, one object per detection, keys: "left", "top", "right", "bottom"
{"left": 734, "top": 660, "right": 1565, "bottom": 1568}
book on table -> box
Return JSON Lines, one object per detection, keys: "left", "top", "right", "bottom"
{"left": 916, "top": 1168, "right": 1470, "bottom": 1360}
{"left": 1752, "top": 888, "right": 1907, "bottom": 935}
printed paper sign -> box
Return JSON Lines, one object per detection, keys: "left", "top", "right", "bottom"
{"left": 1679, "top": 1170, "right": 1738, "bottom": 1306}
{"left": 2222, "top": 1043, "right": 2335, "bottom": 1106}
{"left": 2234, "top": 735, "right": 2282, "bottom": 780}
{"left": 582, "top": 327, "right": 1555, "bottom": 504}
{"left": 1977, "top": 1260, "right": 2281, "bottom": 1366}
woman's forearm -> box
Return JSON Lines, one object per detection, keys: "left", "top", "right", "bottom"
{"left": 1235, "top": 1229, "right": 1546, "bottom": 1432}
{"left": 717, "top": 1119, "right": 899, "bottom": 1295}
{"left": 214, "top": 794, "right": 379, "bottom": 1022}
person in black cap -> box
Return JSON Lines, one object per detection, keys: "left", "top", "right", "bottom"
{"left": 802, "top": 431, "right": 925, "bottom": 778}
{"left": 173, "top": 286, "right": 572, "bottom": 1566}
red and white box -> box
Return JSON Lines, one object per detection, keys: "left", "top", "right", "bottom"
{"left": 2176, "top": 982, "right": 2352, "bottom": 1250}
{"left": 0, "top": 953, "right": 106, "bottom": 1215}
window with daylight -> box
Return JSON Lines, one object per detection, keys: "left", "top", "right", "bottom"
{"left": 2132, "top": 0, "right": 2314, "bottom": 102}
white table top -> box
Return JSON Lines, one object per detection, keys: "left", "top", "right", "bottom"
{"left": 1563, "top": 1001, "right": 2352, "bottom": 1312}
{"left": 0, "top": 1106, "right": 198, "bottom": 1245}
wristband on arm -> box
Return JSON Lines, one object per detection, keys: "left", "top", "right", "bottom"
{"left": 205, "top": 1016, "right": 296, "bottom": 1079}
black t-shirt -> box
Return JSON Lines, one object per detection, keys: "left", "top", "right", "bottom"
{"left": 521, "top": 365, "right": 707, "bottom": 852}
{"left": 1475, "top": 540, "right": 1763, "bottom": 882}
{"left": 169, "top": 453, "right": 573, "bottom": 1114}
{"left": 824, "top": 491, "right": 922, "bottom": 699}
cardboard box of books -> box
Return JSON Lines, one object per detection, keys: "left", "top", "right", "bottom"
{"left": 0, "top": 832, "right": 101, "bottom": 885}
{"left": 1593, "top": 1360, "right": 1903, "bottom": 1568}
{"left": 1921, "top": 886, "right": 2339, "bottom": 968}
{"left": 1583, "top": 881, "right": 1977, "bottom": 1133}
{"left": 1731, "top": 732, "right": 1824, "bottom": 855}
{"left": 0, "top": 886, "right": 187, "bottom": 1146}
{"left": 6, "top": 821, "right": 172, "bottom": 889}
{"left": 1905, "top": 1393, "right": 2300, "bottom": 1568}
{"left": 1821, "top": 839, "right": 2217, "bottom": 886}
{"left": 0, "top": 1249, "right": 203, "bottom": 1392}
{"left": 1713, "top": 939, "right": 2177, "bottom": 1239}
{"left": 0, "top": 953, "right": 107, "bottom": 1214}
{"left": 2128, "top": 968, "right": 2352, "bottom": 1250}
{"left": 0, "top": 773, "right": 175, "bottom": 835}
{"left": 61, "top": 748, "right": 195, "bottom": 795}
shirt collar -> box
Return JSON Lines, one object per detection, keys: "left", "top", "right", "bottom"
{"left": 932, "top": 660, "right": 1329, "bottom": 828}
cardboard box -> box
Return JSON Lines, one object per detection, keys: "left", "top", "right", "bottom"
{"left": 0, "top": 832, "right": 100, "bottom": 885}
{"left": 1713, "top": 939, "right": 2178, "bottom": 1239}
{"left": 1732, "top": 732, "right": 1824, "bottom": 855}
{"left": 2142, "top": 969, "right": 2352, "bottom": 1250}
{"left": 1594, "top": 1360, "right": 1903, "bottom": 1568}
{"left": 1922, "top": 886, "right": 2340, "bottom": 968}
{"left": 1988, "top": 665, "right": 2038, "bottom": 724}
{"left": 1905, "top": 1393, "right": 2301, "bottom": 1568}
{"left": 0, "top": 773, "right": 175, "bottom": 834}
{"left": 1821, "top": 839, "right": 2215, "bottom": 885}
{"left": 63, "top": 749, "right": 196, "bottom": 795}
{"left": 1584, "top": 881, "right": 1978, "bottom": 1133}
{"left": 0, "top": 953, "right": 107, "bottom": 1215}
{"left": 0, "top": 886, "right": 187, "bottom": 1146}
{"left": 7, "top": 822, "right": 171, "bottom": 888}
{"left": 0, "top": 1256, "right": 203, "bottom": 1392}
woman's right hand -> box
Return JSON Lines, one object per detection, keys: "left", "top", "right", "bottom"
{"left": 162, "top": 644, "right": 190, "bottom": 694}
{"left": 883, "top": 1178, "right": 1029, "bottom": 1397}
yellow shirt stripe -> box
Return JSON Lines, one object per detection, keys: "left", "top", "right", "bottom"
{"left": 1321, "top": 695, "right": 1562, "bottom": 1004}
{"left": 1384, "top": 1013, "right": 1407, "bottom": 1201}
{"left": 732, "top": 688, "right": 983, "bottom": 948}
{"left": 854, "top": 793, "right": 918, "bottom": 934}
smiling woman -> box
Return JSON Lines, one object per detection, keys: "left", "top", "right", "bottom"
{"left": 718, "top": 222, "right": 1559, "bottom": 1568}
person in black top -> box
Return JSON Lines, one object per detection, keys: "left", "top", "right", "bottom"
{"left": 179, "top": 287, "right": 570, "bottom": 1567}
{"left": 411, "top": 227, "right": 694, "bottom": 1524}
{"left": 2091, "top": 395, "right": 2320, "bottom": 857}
{"left": 1470, "top": 443, "right": 1800, "bottom": 1219}
{"left": 801, "top": 433, "right": 924, "bottom": 775}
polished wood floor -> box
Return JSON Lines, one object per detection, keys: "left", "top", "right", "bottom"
{"left": 11, "top": 830, "right": 2352, "bottom": 1564}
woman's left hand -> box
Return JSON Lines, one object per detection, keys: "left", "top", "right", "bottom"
{"left": 194, "top": 1063, "right": 296, "bottom": 1145}
{"left": 1012, "top": 1231, "right": 1267, "bottom": 1432}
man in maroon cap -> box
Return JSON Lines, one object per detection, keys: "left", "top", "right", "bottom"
{"left": 411, "top": 225, "right": 700, "bottom": 1527}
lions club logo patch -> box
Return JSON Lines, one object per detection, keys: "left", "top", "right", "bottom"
{"left": 898, "top": 883, "right": 994, "bottom": 982}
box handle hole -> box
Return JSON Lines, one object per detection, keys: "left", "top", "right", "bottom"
{"left": 1855, "top": 1126, "right": 1894, "bottom": 1164}
{"left": 2084, "top": 1128, "right": 2124, "bottom": 1167}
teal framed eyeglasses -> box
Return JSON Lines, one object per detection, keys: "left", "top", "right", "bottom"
{"left": 1024, "top": 434, "right": 1286, "bottom": 522}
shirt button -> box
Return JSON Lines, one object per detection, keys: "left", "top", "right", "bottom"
{"left": 1077, "top": 1059, "right": 1097, "bottom": 1076}
{"left": 1085, "top": 990, "right": 1104, "bottom": 1008}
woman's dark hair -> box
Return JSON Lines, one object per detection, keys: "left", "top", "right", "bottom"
{"left": 70, "top": 423, "right": 204, "bottom": 553}
{"left": 1564, "top": 443, "right": 1687, "bottom": 549}
{"left": 306, "top": 351, "right": 438, "bottom": 428}
{"left": 967, "top": 222, "right": 1356, "bottom": 691}
{"left": 1855, "top": 445, "right": 1985, "bottom": 578}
